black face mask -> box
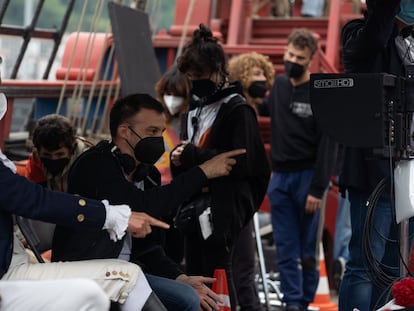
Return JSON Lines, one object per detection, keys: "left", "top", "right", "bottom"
{"left": 247, "top": 81, "right": 267, "bottom": 98}
{"left": 127, "top": 127, "right": 165, "bottom": 165}
{"left": 191, "top": 79, "right": 217, "bottom": 99}
{"left": 284, "top": 60, "right": 305, "bottom": 79}
{"left": 41, "top": 158, "right": 70, "bottom": 177}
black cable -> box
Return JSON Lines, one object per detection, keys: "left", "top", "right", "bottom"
{"left": 363, "top": 175, "right": 414, "bottom": 306}
{"left": 363, "top": 176, "right": 396, "bottom": 290}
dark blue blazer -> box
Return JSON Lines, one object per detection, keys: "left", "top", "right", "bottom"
{"left": 0, "top": 161, "right": 106, "bottom": 278}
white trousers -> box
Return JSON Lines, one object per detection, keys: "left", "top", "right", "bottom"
{"left": 0, "top": 278, "right": 110, "bottom": 311}
{"left": 2, "top": 237, "right": 152, "bottom": 310}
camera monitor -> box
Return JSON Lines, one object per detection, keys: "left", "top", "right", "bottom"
{"left": 310, "top": 73, "right": 401, "bottom": 151}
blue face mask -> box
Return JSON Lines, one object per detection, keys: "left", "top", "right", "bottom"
{"left": 397, "top": 0, "right": 414, "bottom": 26}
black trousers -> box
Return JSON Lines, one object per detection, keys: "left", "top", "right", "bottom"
{"left": 184, "top": 220, "right": 263, "bottom": 311}
{"left": 233, "top": 220, "right": 263, "bottom": 311}
{"left": 184, "top": 229, "right": 237, "bottom": 311}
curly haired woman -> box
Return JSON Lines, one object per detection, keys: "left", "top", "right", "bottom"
{"left": 228, "top": 52, "right": 274, "bottom": 116}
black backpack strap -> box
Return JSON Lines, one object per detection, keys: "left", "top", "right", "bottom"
{"left": 179, "top": 112, "right": 189, "bottom": 141}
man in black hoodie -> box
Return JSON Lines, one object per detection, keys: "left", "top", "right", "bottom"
{"left": 265, "top": 28, "right": 337, "bottom": 311}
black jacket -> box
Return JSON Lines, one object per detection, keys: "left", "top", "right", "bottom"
{"left": 52, "top": 140, "right": 208, "bottom": 279}
{"left": 172, "top": 85, "right": 270, "bottom": 243}
{"left": 266, "top": 75, "right": 337, "bottom": 199}
{"left": 340, "top": 0, "right": 402, "bottom": 194}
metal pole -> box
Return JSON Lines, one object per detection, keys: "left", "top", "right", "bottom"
{"left": 253, "top": 212, "right": 271, "bottom": 310}
{"left": 326, "top": 0, "right": 342, "bottom": 68}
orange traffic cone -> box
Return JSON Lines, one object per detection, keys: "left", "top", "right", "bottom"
{"left": 212, "top": 269, "right": 231, "bottom": 311}
{"left": 41, "top": 249, "right": 52, "bottom": 262}
{"left": 309, "top": 243, "right": 338, "bottom": 311}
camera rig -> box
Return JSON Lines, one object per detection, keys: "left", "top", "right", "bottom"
{"left": 310, "top": 68, "right": 414, "bottom": 159}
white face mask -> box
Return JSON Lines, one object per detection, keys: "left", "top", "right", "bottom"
{"left": 163, "top": 95, "right": 184, "bottom": 116}
{"left": 0, "top": 93, "right": 7, "bottom": 120}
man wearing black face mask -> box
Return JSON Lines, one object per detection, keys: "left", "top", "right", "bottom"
{"left": 52, "top": 93, "right": 246, "bottom": 311}
{"left": 265, "top": 28, "right": 337, "bottom": 311}
{"left": 125, "top": 125, "right": 165, "bottom": 165}
{"left": 26, "top": 114, "right": 93, "bottom": 192}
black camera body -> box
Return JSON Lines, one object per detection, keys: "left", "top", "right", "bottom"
{"left": 310, "top": 69, "right": 414, "bottom": 159}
